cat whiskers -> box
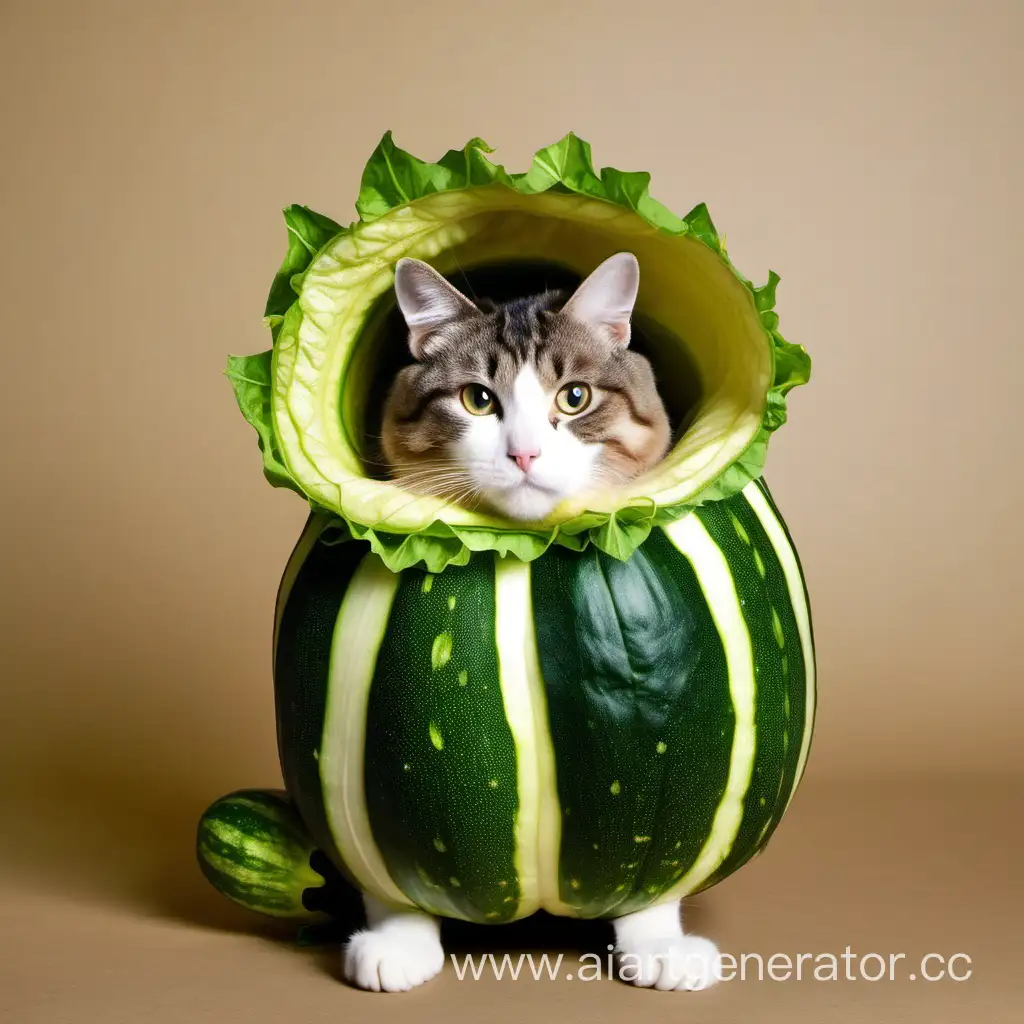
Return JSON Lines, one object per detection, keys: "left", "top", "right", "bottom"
{"left": 417, "top": 478, "right": 485, "bottom": 510}
{"left": 369, "top": 464, "right": 488, "bottom": 523}
{"left": 390, "top": 469, "right": 475, "bottom": 491}
{"left": 362, "top": 455, "right": 465, "bottom": 472}
{"left": 448, "top": 252, "right": 479, "bottom": 303}
{"left": 446, "top": 481, "right": 485, "bottom": 512}
{"left": 590, "top": 461, "right": 634, "bottom": 486}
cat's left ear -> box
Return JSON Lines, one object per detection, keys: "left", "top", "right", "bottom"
{"left": 561, "top": 252, "right": 639, "bottom": 346}
{"left": 394, "top": 258, "right": 480, "bottom": 359}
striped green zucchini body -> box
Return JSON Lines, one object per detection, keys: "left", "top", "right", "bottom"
{"left": 269, "top": 478, "right": 815, "bottom": 923}
{"left": 196, "top": 789, "right": 326, "bottom": 919}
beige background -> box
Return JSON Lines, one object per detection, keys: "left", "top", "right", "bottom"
{"left": 1, "top": 0, "right": 1021, "bottom": 1020}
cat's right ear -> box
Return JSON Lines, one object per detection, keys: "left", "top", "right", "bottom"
{"left": 394, "top": 258, "right": 479, "bottom": 359}
{"left": 561, "top": 252, "right": 640, "bottom": 346}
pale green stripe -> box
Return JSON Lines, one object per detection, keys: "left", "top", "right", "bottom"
{"left": 196, "top": 836, "right": 316, "bottom": 912}
{"left": 198, "top": 847, "right": 267, "bottom": 889}
{"left": 742, "top": 483, "right": 816, "bottom": 808}
{"left": 202, "top": 820, "right": 295, "bottom": 872}
{"left": 661, "top": 514, "right": 757, "bottom": 898}
{"left": 318, "top": 554, "right": 412, "bottom": 907}
{"left": 272, "top": 514, "right": 330, "bottom": 663}
{"left": 493, "top": 556, "right": 568, "bottom": 918}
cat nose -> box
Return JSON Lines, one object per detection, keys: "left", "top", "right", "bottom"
{"left": 508, "top": 448, "right": 540, "bottom": 473}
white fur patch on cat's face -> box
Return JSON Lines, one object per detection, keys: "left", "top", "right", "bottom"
{"left": 454, "top": 365, "right": 601, "bottom": 521}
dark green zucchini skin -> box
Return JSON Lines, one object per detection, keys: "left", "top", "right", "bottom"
{"left": 530, "top": 529, "right": 736, "bottom": 917}
{"left": 202, "top": 479, "right": 814, "bottom": 924}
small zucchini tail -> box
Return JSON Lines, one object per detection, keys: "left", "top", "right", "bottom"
{"left": 196, "top": 788, "right": 354, "bottom": 921}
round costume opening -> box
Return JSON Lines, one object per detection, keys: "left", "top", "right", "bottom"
{"left": 277, "top": 187, "right": 770, "bottom": 528}
{"left": 229, "top": 133, "right": 810, "bottom": 572}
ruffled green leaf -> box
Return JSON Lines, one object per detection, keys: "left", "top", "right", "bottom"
{"left": 600, "top": 167, "right": 687, "bottom": 234}
{"left": 682, "top": 202, "right": 721, "bottom": 252}
{"left": 356, "top": 132, "right": 513, "bottom": 222}
{"left": 436, "top": 137, "right": 514, "bottom": 189}
{"left": 516, "top": 133, "right": 603, "bottom": 195}
{"left": 514, "top": 134, "right": 687, "bottom": 235}
{"left": 753, "top": 270, "right": 780, "bottom": 313}
{"left": 592, "top": 515, "right": 655, "bottom": 561}
{"left": 350, "top": 523, "right": 472, "bottom": 574}
{"left": 770, "top": 331, "right": 811, "bottom": 394}
{"left": 264, "top": 205, "right": 344, "bottom": 329}
{"left": 225, "top": 352, "right": 304, "bottom": 495}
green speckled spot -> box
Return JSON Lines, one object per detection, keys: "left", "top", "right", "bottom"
{"left": 428, "top": 722, "right": 444, "bottom": 750}
{"left": 610, "top": 779, "right": 621, "bottom": 796}
{"left": 431, "top": 632, "right": 453, "bottom": 671}
{"left": 771, "top": 607, "right": 785, "bottom": 648}
{"left": 634, "top": 835, "right": 651, "bottom": 844}
{"left": 753, "top": 548, "right": 767, "bottom": 578}
{"left": 447, "top": 595, "right": 456, "bottom": 611}
{"left": 457, "top": 669, "right": 468, "bottom": 686}
{"left": 402, "top": 762, "right": 411, "bottom": 772}
{"left": 488, "top": 778, "right": 499, "bottom": 789}
{"left": 655, "top": 741, "right": 667, "bottom": 754}
{"left": 449, "top": 876, "right": 461, "bottom": 887}
{"left": 759, "top": 796, "right": 767, "bottom": 806}
{"left": 421, "top": 575, "right": 434, "bottom": 593}
{"left": 433, "top": 837, "right": 447, "bottom": 853}
{"left": 730, "top": 513, "right": 751, "bottom": 545}
{"left": 569, "top": 878, "right": 581, "bottom": 890}
{"left": 312, "top": 749, "right": 319, "bottom": 761}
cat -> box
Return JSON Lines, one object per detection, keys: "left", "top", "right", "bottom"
{"left": 343, "top": 256, "right": 721, "bottom": 992}
{"left": 380, "top": 252, "right": 672, "bottom": 521}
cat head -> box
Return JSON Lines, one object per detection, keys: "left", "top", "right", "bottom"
{"left": 381, "top": 253, "right": 671, "bottom": 521}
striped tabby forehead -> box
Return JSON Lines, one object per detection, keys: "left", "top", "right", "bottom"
{"left": 406, "top": 292, "right": 644, "bottom": 408}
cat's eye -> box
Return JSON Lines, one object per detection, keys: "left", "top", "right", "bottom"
{"left": 460, "top": 383, "right": 496, "bottom": 416}
{"left": 555, "top": 382, "right": 592, "bottom": 415}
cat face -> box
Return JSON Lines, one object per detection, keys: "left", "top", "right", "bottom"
{"left": 381, "top": 253, "right": 671, "bottom": 521}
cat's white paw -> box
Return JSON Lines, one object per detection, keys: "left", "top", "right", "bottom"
{"left": 343, "top": 927, "right": 445, "bottom": 992}
{"left": 617, "top": 935, "right": 722, "bottom": 991}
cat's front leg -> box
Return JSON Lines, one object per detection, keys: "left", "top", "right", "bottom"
{"left": 344, "top": 894, "right": 445, "bottom": 992}
{"left": 612, "top": 900, "right": 722, "bottom": 991}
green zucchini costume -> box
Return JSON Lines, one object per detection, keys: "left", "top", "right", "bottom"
{"left": 197, "top": 134, "right": 815, "bottom": 926}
